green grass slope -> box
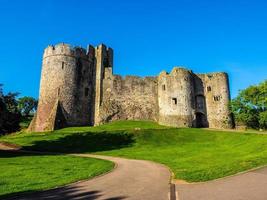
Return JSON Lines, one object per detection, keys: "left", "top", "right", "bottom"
{"left": 1, "top": 120, "right": 267, "bottom": 182}
{"left": 0, "top": 151, "right": 113, "bottom": 198}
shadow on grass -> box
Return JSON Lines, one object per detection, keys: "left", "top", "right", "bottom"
{"left": 0, "top": 150, "right": 47, "bottom": 158}
{"left": 0, "top": 131, "right": 133, "bottom": 199}
{"left": 23, "top": 131, "right": 135, "bottom": 154}
{"left": 2, "top": 184, "right": 127, "bottom": 200}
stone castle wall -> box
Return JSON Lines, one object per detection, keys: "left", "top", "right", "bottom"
{"left": 94, "top": 44, "right": 113, "bottom": 125}
{"left": 97, "top": 74, "right": 158, "bottom": 124}
{"left": 30, "top": 42, "right": 233, "bottom": 132}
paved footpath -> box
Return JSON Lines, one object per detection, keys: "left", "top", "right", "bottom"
{"left": 1, "top": 142, "right": 267, "bottom": 200}
{"left": 4, "top": 154, "right": 171, "bottom": 200}
{"left": 176, "top": 166, "right": 267, "bottom": 200}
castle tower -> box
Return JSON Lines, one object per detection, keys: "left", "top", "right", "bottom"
{"left": 94, "top": 44, "right": 113, "bottom": 125}
{"left": 158, "top": 67, "right": 195, "bottom": 127}
{"left": 29, "top": 43, "right": 95, "bottom": 132}
{"left": 196, "top": 72, "right": 233, "bottom": 129}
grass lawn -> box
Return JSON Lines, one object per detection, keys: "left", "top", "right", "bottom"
{"left": 0, "top": 151, "right": 113, "bottom": 198}
{"left": 1, "top": 120, "right": 267, "bottom": 183}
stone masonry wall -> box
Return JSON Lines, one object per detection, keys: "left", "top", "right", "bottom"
{"left": 97, "top": 73, "right": 159, "bottom": 124}
{"left": 31, "top": 44, "right": 95, "bottom": 132}
{"left": 94, "top": 44, "right": 113, "bottom": 125}
{"left": 158, "top": 67, "right": 195, "bottom": 127}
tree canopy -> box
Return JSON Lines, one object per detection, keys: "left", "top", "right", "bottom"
{"left": 18, "top": 97, "right": 38, "bottom": 116}
{"left": 231, "top": 80, "right": 267, "bottom": 129}
{"left": 0, "top": 85, "right": 37, "bottom": 135}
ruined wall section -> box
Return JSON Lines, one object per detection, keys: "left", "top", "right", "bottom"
{"left": 32, "top": 43, "right": 95, "bottom": 132}
{"left": 196, "top": 72, "right": 233, "bottom": 129}
{"left": 97, "top": 74, "right": 159, "bottom": 124}
{"left": 158, "top": 67, "right": 195, "bottom": 127}
{"left": 94, "top": 44, "right": 113, "bottom": 125}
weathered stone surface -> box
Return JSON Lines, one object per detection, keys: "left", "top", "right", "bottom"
{"left": 29, "top": 43, "right": 234, "bottom": 132}
{"left": 158, "top": 68, "right": 195, "bottom": 127}
{"left": 98, "top": 75, "right": 158, "bottom": 124}
{"left": 195, "top": 72, "right": 233, "bottom": 129}
{"left": 30, "top": 43, "right": 95, "bottom": 132}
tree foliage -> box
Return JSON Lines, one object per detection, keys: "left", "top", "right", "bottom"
{"left": 0, "top": 84, "right": 4, "bottom": 110}
{"left": 231, "top": 80, "right": 267, "bottom": 129}
{"left": 0, "top": 85, "right": 21, "bottom": 134}
{"left": 0, "top": 84, "right": 38, "bottom": 135}
{"left": 18, "top": 96, "right": 38, "bottom": 116}
{"left": 4, "top": 92, "right": 20, "bottom": 113}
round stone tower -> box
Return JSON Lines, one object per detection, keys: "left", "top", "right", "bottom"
{"left": 31, "top": 43, "right": 95, "bottom": 132}
{"left": 202, "top": 72, "right": 233, "bottom": 129}
{"left": 158, "top": 67, "right": 195, "bottom": 127}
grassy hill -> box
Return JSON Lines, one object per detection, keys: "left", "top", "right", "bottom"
{"left": 1, "top": 120, "right": 267, "bottom": 183}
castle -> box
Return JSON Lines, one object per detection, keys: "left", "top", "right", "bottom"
{"left": 29, "top": 43, "right": 233, "bottom": 132}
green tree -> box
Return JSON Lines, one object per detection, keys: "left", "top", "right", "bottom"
{"left": 0, "top": 84, "right": 5, "bottom": 111}
{"left": 3, "top": 92, "right": 20, "bottom": 113}
{"left": 231, "top": 80, "right": 267, "bottom": 129}
{"left": 18, "top": 96, "right": 38, "bottom": 116}
{"left": 259, "top": 111, "right": 267, "bottom": 129}
{"left": 0, "top": 84, "right": 3, "bottom": 95}
{"left": 0, "top": 85, "right": 21, "bottom": 135}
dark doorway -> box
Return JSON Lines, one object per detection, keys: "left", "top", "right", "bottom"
{"left": 196, "top": 112, "right": 208, "bottom": 128}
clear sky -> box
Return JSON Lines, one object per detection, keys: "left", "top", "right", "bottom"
{"left": 0, "top": 0, "right": 266, "bottom": 99}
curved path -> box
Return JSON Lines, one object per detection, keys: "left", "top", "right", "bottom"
{"left": 5, "top": 154, "right": 171, "bottom": 200}
{"left": 176, "top": 166, "right": 267, "bottom": 200}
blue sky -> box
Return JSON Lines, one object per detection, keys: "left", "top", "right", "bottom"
{"left": 0, "top": 0, "right": 266, "bottom": 98}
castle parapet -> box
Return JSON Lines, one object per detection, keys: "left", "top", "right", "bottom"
{"left": 43, "top": 43, "right": 89, "bottom": 59}
{"left": 170, "top": 67, "right": 193, "bottom": 75}
{"left": 158, "top": 70, "right": 168, "bottom": 77}
{"left": 197, "top": 72, "right": 228, "bottom": 79}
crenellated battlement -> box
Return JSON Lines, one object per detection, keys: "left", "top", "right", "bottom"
{"left": 95, "top": 44, "right": 113, "bottom": 67}
{"left": 171, "top": 67, "right": 192, "bottom": 74}
{"left": 197, "top": 72, "right": 228, "bottom": 79}
{"left": 95, "top": 44, "right": 113, "bottom": 52}
{"left": 158, "top": 70, "right": 168, "bottom": 77}
{"left": 159, "top": 67, "right": 192, "bottom": 77}
{"left": 43, "top": 43, "right": 90, "bottom": 59}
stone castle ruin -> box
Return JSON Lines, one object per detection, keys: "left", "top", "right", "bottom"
{"left": 29, "top": 43, "right": 233, "bottom": 132}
